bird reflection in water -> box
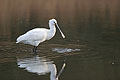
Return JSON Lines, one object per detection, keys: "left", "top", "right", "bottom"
{"left": 17, "top": 55, "right": 66, "bottom": 80}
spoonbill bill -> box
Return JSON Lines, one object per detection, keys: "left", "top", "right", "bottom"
{"left": 16, "top": 19, "right": 65, "bottom": 54}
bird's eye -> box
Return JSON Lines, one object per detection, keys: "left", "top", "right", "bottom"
{"left": 54, "top": 22, "right": 56, "bottom": 25}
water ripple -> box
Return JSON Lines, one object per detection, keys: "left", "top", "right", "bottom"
{"left": 52, "top": 48, "right": 80, "bottom": 53}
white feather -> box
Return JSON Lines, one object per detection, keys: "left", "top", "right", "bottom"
{"left": 16, "top": 19, "right": 65, "bottom": 47}
{"left": 16, "top": 28, "right": 48, "bottom": 46}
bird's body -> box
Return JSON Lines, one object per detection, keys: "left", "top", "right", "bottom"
{"left": 16, "top": 27, "right": 56, "bottom": 46}
{"left": 16, "top": 19, "right": 65, "bottom": 54}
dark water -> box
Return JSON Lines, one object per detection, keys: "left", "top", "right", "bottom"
{"left": 0, "top": 0, "right": 120, "bottom": 80}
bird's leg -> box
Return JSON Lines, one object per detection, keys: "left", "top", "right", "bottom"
{"left": 33, "top": 46, "right": 35, "bottom": 52}
{"left": 33, "top": 46, "right": 37, "bottom": 54}
{"left": 35, "top": 46, "right": 37, "bottom": 53}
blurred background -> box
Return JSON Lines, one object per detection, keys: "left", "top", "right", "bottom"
{"left": 0, "top": 0, "right": 120, "bottom": 80}
{"left": 0, "top": 0, "right": 120, "bottom": 43}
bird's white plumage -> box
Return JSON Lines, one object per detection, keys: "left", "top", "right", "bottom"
{"left": 16, "top": 19, "right": 65, "bottom": 47}
{"left": 16, "top": 28, "right": 48, "bottom": 46}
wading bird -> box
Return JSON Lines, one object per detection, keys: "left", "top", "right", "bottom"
{"left": 16, "top": 19, "right": 65, "bottom": 54}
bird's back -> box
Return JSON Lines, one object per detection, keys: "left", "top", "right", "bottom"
{"left": 16, "top": 28, "right": 48, "bottom": 46}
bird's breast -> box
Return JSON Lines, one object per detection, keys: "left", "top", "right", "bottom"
{"left": 46, "top": 29, "right": 56, "bottom": 40}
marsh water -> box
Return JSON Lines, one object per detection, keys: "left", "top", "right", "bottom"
{"left": 0, "top": 0, "right": 120, "bottom": 80}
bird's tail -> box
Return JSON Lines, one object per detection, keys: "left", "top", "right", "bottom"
{"left": 16, "top": 41, "right": 19, "bottom": 43}
{"left": 16, "top": 34, "right": 25, "bottom": 44}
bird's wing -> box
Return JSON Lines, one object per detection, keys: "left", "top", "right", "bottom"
{"left": 25, "top": 29, "right": 48, "bottom": 41}
{"left": 16, "top": 28, "right": 48, "bottom": 43}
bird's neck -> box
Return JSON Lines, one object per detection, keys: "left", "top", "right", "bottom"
{"left": 46, "top": 24, "right": 56, "bottom": 40}
{"left": 50, "top": 64, "right": 58, "bottom": 80}
{"left": 49, "top": 24, "right": 56, "bottom": 33}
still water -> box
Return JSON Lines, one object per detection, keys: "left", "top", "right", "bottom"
{"left": 0, "top": 0, "right": 120, "bottom": 80}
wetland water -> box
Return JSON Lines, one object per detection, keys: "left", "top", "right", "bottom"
{"left": 0, "top": 0, "right": 120, "bottom": 80}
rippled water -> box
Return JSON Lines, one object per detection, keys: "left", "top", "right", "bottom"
{"left": 0, "top": 0, "right": 120, "bottom": 80}
{"left": 17, "top": 55, "right": 66, "bottom": 80}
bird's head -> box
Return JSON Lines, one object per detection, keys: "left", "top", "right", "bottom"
{"left": 49, "top": 19, "right": 57, "bottom": 25}
{"left": 49, "top": 18, "right": 65, "bottom": 38}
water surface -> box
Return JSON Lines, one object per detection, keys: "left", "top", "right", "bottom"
{"left": 0, "top": 0, "right": 120, "bottom": 80}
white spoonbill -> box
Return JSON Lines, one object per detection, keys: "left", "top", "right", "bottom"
{"left": 16, "top": 19, "right": 65, "bottom": 54}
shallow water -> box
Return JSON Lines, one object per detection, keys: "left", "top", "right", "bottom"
{"left": 0, "top": 0, "right": 120, "bottom": 80}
